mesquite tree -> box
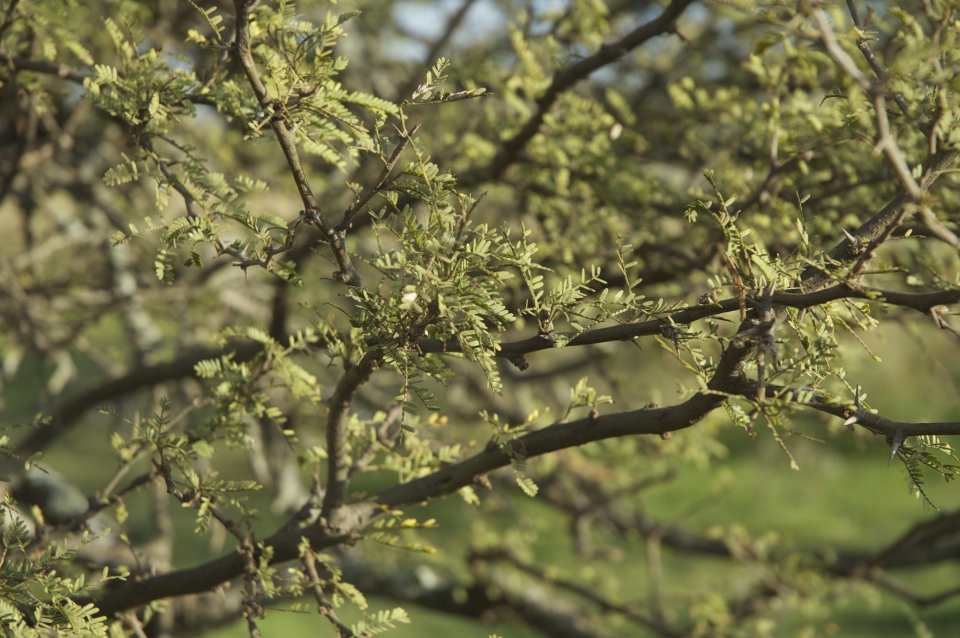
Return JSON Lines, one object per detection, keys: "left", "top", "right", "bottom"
{"left": 1, "top": 0, "right": 959, "bottom": 636}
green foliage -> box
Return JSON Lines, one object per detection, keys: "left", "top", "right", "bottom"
{"left": 3, "top": 0, "right": 960, "bottom": 636}
{"left": 0, "top": 497, "right": 116, "bottom": 636}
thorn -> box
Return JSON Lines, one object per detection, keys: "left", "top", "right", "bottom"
{"left": 845, "top": 386, "right": 865, "bottom": 431}
{"left": 842, "top": 228, "right": 858, "bottom": 246}
{"left": 888, "top": 430, "right": 904, "bottom": 466}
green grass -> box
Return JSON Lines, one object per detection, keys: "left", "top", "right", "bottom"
{"left": 203, "top": 595, "right": 543, "bottom": 638}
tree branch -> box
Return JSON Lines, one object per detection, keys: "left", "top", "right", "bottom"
{"left": 321, "top": 349, "right": 383, "bottom": 530}
{"left": 733, "top": 381, "right": 960, "bottom": 438}
{"left": 0, "top": 52, "right": 217, "bottom": 106}
{"left": 418, "top": 285, "right": 960, "bottom": 361}
{"left": 843, "top": 0, "right": 913, "bottom": 119}
{"left": 917, "top": 207, "right": 960, "bottom": 251}
{"left": 302, "top": 550, "right": 356, "bottom": 637}
{"left": 393, "top": 0, "right": 480, "bottom": 103}
{"left": 800, "top": 150, "right": 959, "bottom": 286}
{"left": 337, "top": 124, "right": 420, "bottom": 233}
{"left": 17, "top": 281, "right": 955, "bottom": 482}
{"left": 231, "top": 0, "right": 362, "bottom": 287}
{"left": 462, "top": 0, "right": 694, "bottom": 184}
{"left": 3, "top": 341, "right": 264, "bottom": 477}
{"left": 347, "top": 553, "right": 614, "bottom": 638}
{"left": 0, "top": 51, "right": 89, "bottom": 83}
{"left": 89, "top": 335, "right": 755, "bottom": 617}
{"left": 814, "top": 10, "right": 921, "bottom": 204}
{"left": 537, "top": 465, "right": 960, "bottom": 613}
{"left": 801, "top": 396, "right": 960, "bottom": 438}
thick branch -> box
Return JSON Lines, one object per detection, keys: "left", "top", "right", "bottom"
{"left": 370, "top": 335, "right": 752, "bottom": 511}
{"left": 418, "top": 285, "right": 960, "bottom": 360}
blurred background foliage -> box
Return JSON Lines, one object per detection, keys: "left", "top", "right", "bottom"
{"left": 1, "top": 0, "right": 959, "bottom": 636}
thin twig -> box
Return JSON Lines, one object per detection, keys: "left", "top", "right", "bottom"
{"left": 154, "top": 455, "right": 266, "bottom": 633}
{"left": 349, "top": 401, "right": 404, "bottom": 477}
{"left": 930, "top": 306, "right": 960, "bottom": 340}
{"left": 463, "top": 0, "right": 694, "bottom": 184}
{"left": 338, "top": 123, "right": 420, "bottom": 232}
{"left": 844, "top": 0, "right": 913, "bottom": 118}
{"left": 394, "top": 0, "right": 479, "bottom": 102}
{"left": 814, "top": 10, "right": 922, "bottom": 200}
{"left": 0, "top": 0, "right": 21, "bottom": 41}
{"left": 303, "top": 550, "right": 356, "bottom": 637}
{"left": 868, "top": 574, "right": 960, "bottom": 608}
